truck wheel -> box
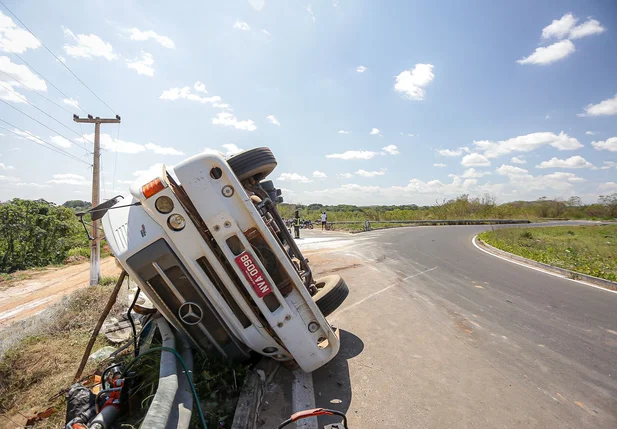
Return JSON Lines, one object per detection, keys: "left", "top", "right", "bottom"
{"left": 228, "top": 147, "right": 277, "bottom": 181}
{"left": 313, "top": 275, "right": 349, "bottom": 317}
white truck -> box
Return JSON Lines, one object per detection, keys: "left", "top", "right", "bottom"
{"left": 100, "top": 147, "right": 349, "bottom": 372}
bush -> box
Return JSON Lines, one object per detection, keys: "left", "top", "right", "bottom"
{"left": 520, "top": 231, "right": 533, "bottom": 239}
{"left": 67, "top": 247, "right": 90, "bottom": 258}
{"left": 98, "top": 276, "right": 118, "bottom": 286}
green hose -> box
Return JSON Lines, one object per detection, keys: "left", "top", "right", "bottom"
{"left": 122, "top": 346, "right": 207, "bottom": 429}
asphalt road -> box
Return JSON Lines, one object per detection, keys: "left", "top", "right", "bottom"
{"left": 306, "top": 224, "right": 617, "bottom": 428}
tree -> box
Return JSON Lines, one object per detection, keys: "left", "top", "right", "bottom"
{"left": 599, "top": 194, "right": 617, "bottom": 218}
{"left": 566, "top": 196, "right": 582, "bottom": 207}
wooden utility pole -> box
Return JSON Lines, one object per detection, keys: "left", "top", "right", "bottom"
{"left": 73, "top": 114, "right": 121, "bottom": 286}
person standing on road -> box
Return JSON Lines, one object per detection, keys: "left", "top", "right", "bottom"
{"left": 294, "top": 210, "right": 301, "bottom": 239}
{"left": 321, "top": 211, "right": 327, "bottom": 231}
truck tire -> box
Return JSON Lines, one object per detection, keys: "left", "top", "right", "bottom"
{"left": 228, "top": 147, "right": 277, "bottom": 181}
{"left": 313, "top": 275, "right": 349, "bottom": 317}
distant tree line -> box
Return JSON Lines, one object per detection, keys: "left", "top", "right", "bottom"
{"left": 278, "top": 193, "right": 617, "bottom": 222}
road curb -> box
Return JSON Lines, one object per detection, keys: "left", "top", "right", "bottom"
{"left": 231, "top": 358, "right": 280, "bottom": 429}
{"left": 474, "top": 236, "right": 617, "bottom": 292}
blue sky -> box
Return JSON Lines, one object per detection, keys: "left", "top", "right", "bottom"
{"left": 0, "top": 0, "right": 616, "bottom": 206}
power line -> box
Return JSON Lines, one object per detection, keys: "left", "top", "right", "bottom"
{"left": 0, "top": 0, "right": 116, "bottom": 115}
{"left": 0, "top": 80, "right": 93, "bottom": 151}
{"left": 0, "top": 121, "right": 92, "bottom": 166}
{"left": 0, "top": 98, "right": 93, "bottom": 155}
{"left": 0, "top": 39, "right": 89, "bottom": 115}
{"left": 0, "top": 69, "right": 74, "bottom": 115}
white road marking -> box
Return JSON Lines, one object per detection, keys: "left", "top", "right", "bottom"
{"left": 472, "top": 235, "right": 617, "bottom": 295}
{"left": 292, "top": 370, "right": 317, "bottom": 429}
{"left": 333, "top": 267, "right": 438, "bottom": 317}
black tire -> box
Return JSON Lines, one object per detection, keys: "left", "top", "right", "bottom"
{"left": 313, "top": 275, "right": 349, "bottom": 317}
{"left": 228, "top": 147, "right": 277, "bottom": 181}
{"left": 260, "top": 180, "right": 275, "bottom": 191}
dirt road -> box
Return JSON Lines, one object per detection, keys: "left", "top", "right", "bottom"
{"left": 0, "top": 258, "right": 121, "bottom": 329}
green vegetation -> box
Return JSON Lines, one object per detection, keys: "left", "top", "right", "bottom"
{"left": 98, "top": 275, "right": 119, "bottom": 286}
{"left": 278, "top": 193, "right": 617, "bottom": 223}
{"left": 0, "top": 199, "right": 88, "bottom": 273}
{"left": 478, "top": 225, "right": 617, "bottom": 282}
{"left": 0, "top": 284, "right": 247, "bottom": 428}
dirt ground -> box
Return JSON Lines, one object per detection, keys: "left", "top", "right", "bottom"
{"left": 0, "top": 257, "right": 121, "bottom": 329}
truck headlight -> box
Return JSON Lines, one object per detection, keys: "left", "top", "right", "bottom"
{"left": 155, "top": 196, "right": 174, "bottom": 214}
{"left": 167, "top": 214, "right": 186, "bottom": 231}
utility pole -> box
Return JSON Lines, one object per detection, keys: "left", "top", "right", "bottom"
{"left": 73, "top": 114, "right": 121, "bottom": 286}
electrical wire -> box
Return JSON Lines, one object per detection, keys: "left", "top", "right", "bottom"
{"left": 0, "top": 0, "right": 116, "bottom": 115}
{"left": 0, "top": 98, "right": 93, "bottom": 154}
{"left": 0, "top": 39, "right": 89, "bottom": 115}
{"left": 0, "top": 121, "right": 91, "bottom": 166}
{"left": 121, "top": 346, "right": 208, "bottom": 429}
{"left": 0, "top": 69, "right": 74, "bottom": 115}
{"left": 0, "top": 80, "right": 94, "bottom": 151}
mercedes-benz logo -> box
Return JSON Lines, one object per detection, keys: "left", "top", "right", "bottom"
{"left": 178, "top": 302, "right": 203, "bottom": 326}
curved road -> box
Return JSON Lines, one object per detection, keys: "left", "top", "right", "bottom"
{"left": 309, "top": 224, "right": 617, "bottom": 428}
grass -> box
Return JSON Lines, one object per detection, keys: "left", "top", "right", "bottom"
{"left": 0, "top": 283, "right": 248, "bottom": 428}
{"left": 478, "top": 225, "right": 617, "bottom": 282}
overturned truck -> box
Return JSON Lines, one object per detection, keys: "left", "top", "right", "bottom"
{"left": 102, "top": 147, "right": 349, "bottom": 372}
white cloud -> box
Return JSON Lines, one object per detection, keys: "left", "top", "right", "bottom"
{"left": 47, "top": 173, "right": 90, "bottom": 185}
{"left": 0, "top": 56, "right": 47, "bottom": 91}
{"left": 433, "top": 163, "right": 446, "bottom": 168}
{"left": 133, "top": 163, "right": 164, "bottom": 178}
{"left": 128, "top": 28, "right": 175, "bottom": 48}
{"left": 536, "top": 155, "right": 594, "bottom": 169}
{"left": 159, "top": 85, "right": 222, "bottom": 104}
{"left": 474, "top": 131, "right": 582, "bottom": 158}
{"left": 517, "top": 39, "right": 575, "bottom": 65}
{"left": 126, "top": 51, "right": 154, "bottom": 76}
{"left": 0, "top": 11, "right": 40, "bottom": 53}
{"left": 542, "top": 13, "right": 577, "bottom": 40}
{"left": 11, "top": 128, "right": 45, "bottom": 146}
{"left": 50, "top": 135, "right": 71, "bottom": 148}
{"left": 248, "top": 0, "right": 265, "bottom": 11}
{"left": 261, "top": 29, "right": 272, "bottom": 36}
{"left": 144, "top": 142, "right": 184, "bottom": 155}
{"left": 278, "top": 173, "right": 312, "bottom": 183}
{"left": 0, "top": 174, "right": 19, "bottom": 183}
{"left": 233, "top": 20, "right": 251, "bottom": 31}
{"left": 82, "top": 133, "right": 148, "bottom": 154}
{"left": 222, "top": 143, "right": 243, "bottom": 156}
{"left": 356, "top": 65, "right": 367, "bottom": 73}
{"left": 194, "top": 81, "right": 207, "bottom": 93}
{"left": 0, "top": 162, "right": 14, "bottom": 170}
{"left": 599, "top": 182, "right": 617, "bottom": 192}
{"left": 338, "top": 130, "right": 351, "bottom": 134}
{"left": 496, "top": 164, "right": 529, "bottom": 177}
{"left": 212, "top": 112, "right": 256, "bottom": 131}
{"left": 116, "top": 179, "right": 134, "bottom": 184}
{"left": 569, "top": 19, "right": 605, "bottom": 40}
{"left": 510, "top": 156, "right": 526, "bottom": 164}
{"left": 579, "top": 94, "right": 617, "bottom": 117}
{"left": 381, "top": 144, "right": 399, "bottom": 155}
{"left": 63, "top": 27, "right": 117, "bottom": 60}
{"left": 15, "top": 182, "right": 51, "bottom": 188}
{"left": 355, "top": 169, "right": 386, "bottom": 178}
{"left": 369, "top": 128, "right": 380, "bottom": 135}
{"left": 0, "top": 82, "right": 25, "bottom": 103}
{"left": 338, "top": 173, "right": 353, "bottom": 179}
{"left": 313, "top": 170, "right": 327, "bottom": 179}
{"left": 452, "top": 168, "right": 491, "bottom": 179}
{"left": 461, "top": 153, "right": 490, "bottom": 167}
{"left": 326, "top": 150, "right": 378, "bottom": 160}
{"left": 394, "top": 63, "right": 434, "bottom": 100}
{"left": 63, "top": 98, "right": 79, "bottom": 108}
{"left": 305, "top": 5, "right": 316, "bottom": 23}
{"left": 438, "top": 148, "right": 465, "bottom": 157}
{"left": 600, "top": 161, "right": 617, "bottom": 170}
{"left": 585, "top": 131, "right": 595, "bottom": 136}
{"left": 591, "top": 137, "right": 617, "bottom": 152}
{"left": 266, "top": 115, "right": 280, "bottom": 126}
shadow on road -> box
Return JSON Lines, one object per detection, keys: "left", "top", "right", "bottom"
{"left": 312, "top": 329, "right": 364, "bottom": 427}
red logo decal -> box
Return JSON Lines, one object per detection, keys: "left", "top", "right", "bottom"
{"left": 234, "top": 252, "right": 273, "bottom": 298}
